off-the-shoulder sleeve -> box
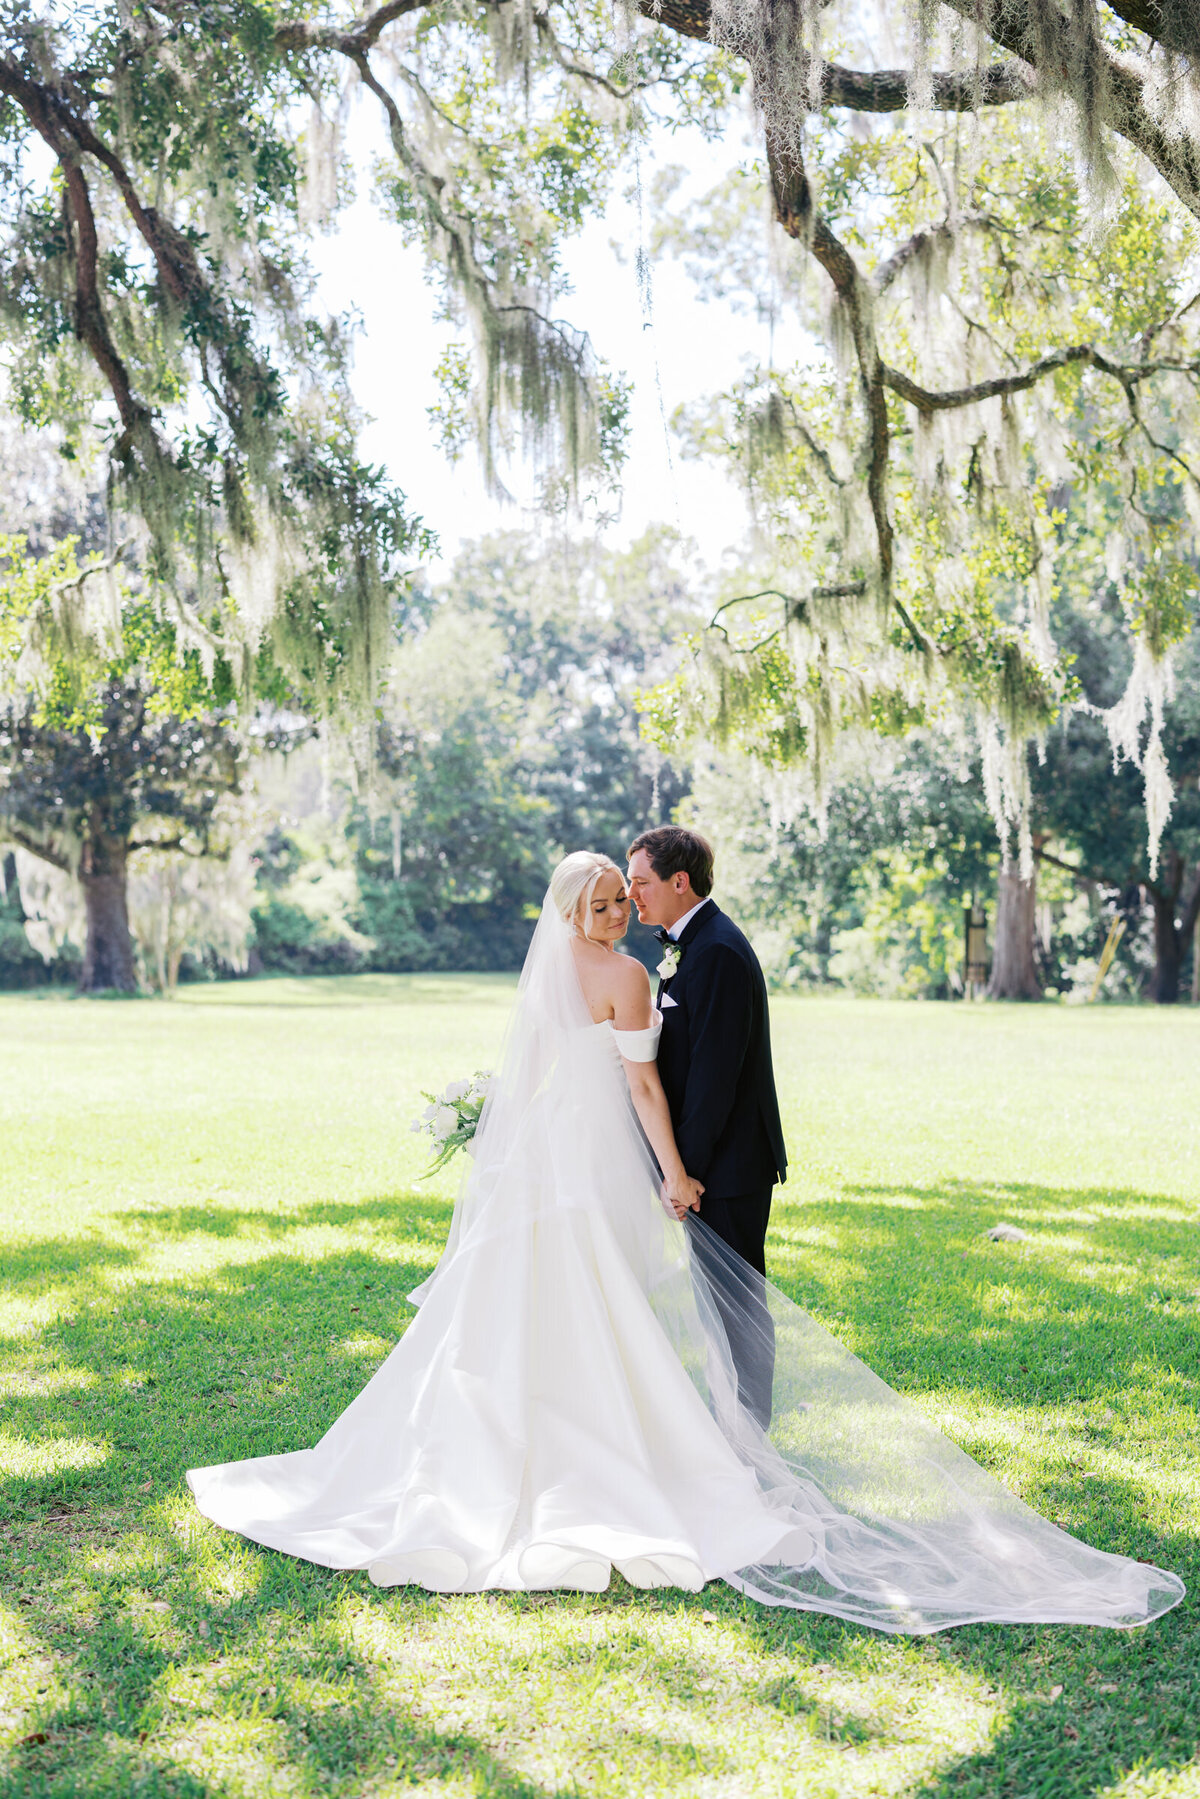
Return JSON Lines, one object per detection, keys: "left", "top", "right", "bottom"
{"left": 611, "top": 1010, "right": 662, "bottom": 1062}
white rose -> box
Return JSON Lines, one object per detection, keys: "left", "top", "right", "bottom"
{"left": 422, "top": 1102, "right": 438, "bottom": 1122}
{"left": 442, "top": 1079, "right": 470, "bottom": 1102}
{"left": 656, "top": 954, "right": 679, "bottom": 981}
{"left": 469, "top": 1073, "right": 492, "bottom": 1099}
{"left": 434, "top": 1104, "right": 460, "bottom": 1137}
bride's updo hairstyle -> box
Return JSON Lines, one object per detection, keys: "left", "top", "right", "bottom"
{"left": 549, "top": 851, "right": 621, "bottom": 939}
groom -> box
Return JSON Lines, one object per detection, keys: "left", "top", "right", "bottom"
{"left": 626, "top": 826, "right": 787, "bottom": 1426}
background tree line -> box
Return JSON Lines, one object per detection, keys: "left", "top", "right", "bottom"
{"left": 4, "top": 513, "right": 1196, "bottom": 1003}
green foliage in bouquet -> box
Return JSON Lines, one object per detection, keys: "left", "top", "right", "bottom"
{"left": 411, "top": 1074, "right": 493, "bottom": 1178}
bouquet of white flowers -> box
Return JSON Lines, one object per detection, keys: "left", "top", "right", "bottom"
{"left": 410, "top": 1072, "right": 493, "bottom": 1177}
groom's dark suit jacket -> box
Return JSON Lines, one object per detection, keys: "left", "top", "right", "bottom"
{"left": 654, "top": 901, "right": 787, "bottom": 1200}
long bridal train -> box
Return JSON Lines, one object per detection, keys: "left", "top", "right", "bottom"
{"left": 188, "top": 903, "right": 1184, "bottom": 1634}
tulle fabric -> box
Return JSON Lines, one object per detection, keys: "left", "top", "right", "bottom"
{"left": 188, "top": 900, "right": 1184, "bottom": 1631}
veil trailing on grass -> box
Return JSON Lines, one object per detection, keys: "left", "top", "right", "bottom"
{"left": 412, "top": 897, "right": 1184, "bottom": 1633}
{"left": 190, "top": 893, "right": 1183, "bottom": 1631}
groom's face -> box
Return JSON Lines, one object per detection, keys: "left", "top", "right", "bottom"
{"left": 626, "top": 849, "right": 694, "bottom": 929}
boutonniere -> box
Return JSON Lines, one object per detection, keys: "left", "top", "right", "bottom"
{"left": 656, "top": 942, "right": 683, "bottom": 982}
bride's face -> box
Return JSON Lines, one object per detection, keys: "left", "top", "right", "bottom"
{"left": 579, "top": 869, "right": 631, "bottom": 944}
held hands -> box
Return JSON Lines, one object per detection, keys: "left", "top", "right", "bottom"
{"left": 662, "top": 1171, "right": 704, "bottom": 1220}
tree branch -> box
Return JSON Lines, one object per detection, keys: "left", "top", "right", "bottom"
{"left": 873, "top": 213, "right": 1000, "bottom": 295}
{"left": 276, "top": 0, "right": 1035, "bottom": 117}
{"left": 629, "top": 0, "right": 1200, "bottom": 218}
{"left": 0, "top": 60, "right": 191, "bottom": 322}
{"left": 766, "top": 141, "right": 935, "bottom": 658}
{"left": 48, "top": 547, "right": 128, "bottom": 604}
{"left": 1034, "top": 843, "right": 1104, "bottom": 884}
{"left": 0, "top": 57, "right": 187, "bottom": 491}
{"left": 60, "top": 166, "right": 146, "bottom": 448}
{"left": 883, "top": 344, "right": 1094, "bottom": 411}
{"left": 632, "top": 2, "right": 1035, "bottom": 111}
{"left": 1096, "top": 0, "right": 1200, "bottom": 59}
{"left": 808, "top": 57, "right": 1035, "bottom": 113}
{"left": 273, "top": 0, "right": 427, "bottom": 54}
{"left": 0, "top": 64, "right": 148, "bottom": 445}
{"left": 881, "top": 343, "right": 1200, "bottom": 414}
{"left": 768, "top": 151, "right": 886, "bottom": 558}
{"left": 780, "top": 396, "right": 846, "bottom": 488}
{"left": 0, "top": 826, "right": 71, "bottom": 873}
{"left": 0, "top": 54, "right": 291, "bottom": 509}
{"left": 937, "top": 0, "right": 1200, "bottom": 220}
{"left": 708, "top": 582, "right": 867, "bottom": 650}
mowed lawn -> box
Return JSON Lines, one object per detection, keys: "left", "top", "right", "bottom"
{"left": 1, "top": 978, "right": 1198, "bottom": 1799}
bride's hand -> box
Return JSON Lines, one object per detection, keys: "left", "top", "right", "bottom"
{"left": 663, "top": 1172, "right": 704, "bottom": 1219}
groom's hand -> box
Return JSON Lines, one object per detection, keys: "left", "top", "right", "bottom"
{"left": 663, "top": 1173, "right": 704, "bottom": 1219}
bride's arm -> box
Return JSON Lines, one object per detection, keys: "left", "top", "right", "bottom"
{"left": 611, "top": 961, "right": 703, "bottom": 1219}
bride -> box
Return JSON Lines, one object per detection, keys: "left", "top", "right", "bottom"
{"left": 189, "top": 851, "right": 1184, "bottom": 1632}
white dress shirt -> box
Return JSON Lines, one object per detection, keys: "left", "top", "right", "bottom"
{"left": 667, "top": 897, "right": 712, "bottom": 941}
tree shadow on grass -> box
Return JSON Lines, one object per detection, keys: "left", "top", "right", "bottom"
{"left": 728, "top": 1572, "right": 1199, "bottom": 1799}
{"left": 759, "top": 1175, "right": 1200, "bottom": 1794}
{"left": 768, "top": 1178, "right": 1200, "bottom": 1410}
{"left": 1, "top": 1183, "right": 1197, "bottom": 1796}
{"left": 0, "top": 1580, "right": 575, "bottom": 1799}
{"left": 0, "top": 1223, "right": 641, "bottom": 1797}
{"left": 0, "top": 1193, "right": 455, "bottom": 1302}
{"left": 904, "top": 1545, "right": 1198, "bottom": 1799}
{"left": 0, "top": 1236, "right": 138, "bottom": 1296}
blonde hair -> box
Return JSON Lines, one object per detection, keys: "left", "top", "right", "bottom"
{"left": 549, "top": 851, "right": 622, "bottom": 939}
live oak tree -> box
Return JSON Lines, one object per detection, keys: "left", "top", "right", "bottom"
{"left": 0, "top": 676, "right": 243, "bottom": 991}
{"left": 0, "top": 3, "right": 427, "bottom": 722}
{"left": 0, "top": 528, "right": 302, "bottom": 991}
{"left": 2, "top": 0, "right": 1198, "bottom": 890}
{"left": 680, "top": 471, "right": 1200, "bottom": 1002}
{"left": 1033, "top": 606, "right": 1200, "bottom": 1004}
{"left": 645, "top": 96, "right": 1200, "bottom": 994}
{"left": 0, "top": 528, "right": 232, "bottom": 989}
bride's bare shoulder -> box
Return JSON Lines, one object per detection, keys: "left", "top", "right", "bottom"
{"left": 570, "top": 940, "right": 650, "bottom": 1022}
{"left": 608, "top": 953, "right": 652, "bottom": 1028}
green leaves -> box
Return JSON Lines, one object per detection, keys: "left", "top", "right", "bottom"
{"left": 1123, "top": 553, "right": 1198, "bottom": 661}
{"left": 655, "top": 105, "right": 1200, "bottom": 868}
{"left": 0, "top": 2, "right": 428, "bottom": 718}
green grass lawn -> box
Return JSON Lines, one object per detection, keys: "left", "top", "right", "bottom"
{"left": 1, "top": 977, "right": 1198, "bottom": 1798}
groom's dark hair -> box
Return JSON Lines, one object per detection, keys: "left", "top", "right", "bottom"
{"left": 627, "top": 826, "right": 714, "bottom": 897}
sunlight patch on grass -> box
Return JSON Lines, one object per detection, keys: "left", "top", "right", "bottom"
{"left": 0, "top": 1360, "right": 97, "bottom": 1400}
{"left": 1100, "top": 1767, "right": 1200, "bottom": 1798}
{"left": 0, "top": 1429, "right": 109, "bottom": 1481}
{"left": 333, "top": 1334, "right": 394, "bottom": 1360}
{"left": 338, "top": 1593, "right": 1004, "bottom": 1796}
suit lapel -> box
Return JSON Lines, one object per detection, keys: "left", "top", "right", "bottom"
{"left": 656, "top": 901, "right": 721, "bottom": 1008}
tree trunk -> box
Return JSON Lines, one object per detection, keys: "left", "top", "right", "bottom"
{"left": 79, "top": 836, "right": 137, "bottom": 993}
{"left": 987, "top": 863, "right": 1042, "bottom": 1000}
{"left": 1143, "top": 854, "right": 1200, "bottom": 1006}
{"left": 1147, "top": 887, "right": 1182, "bottom": 1004}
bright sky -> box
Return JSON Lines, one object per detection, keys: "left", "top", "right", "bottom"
{"left": 308, "top": 104, "right": 803, "bottom": 575}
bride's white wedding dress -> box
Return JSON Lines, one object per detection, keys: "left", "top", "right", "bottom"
{"left": 188, "top": 901, "right": 1184, "bottom": 1632}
